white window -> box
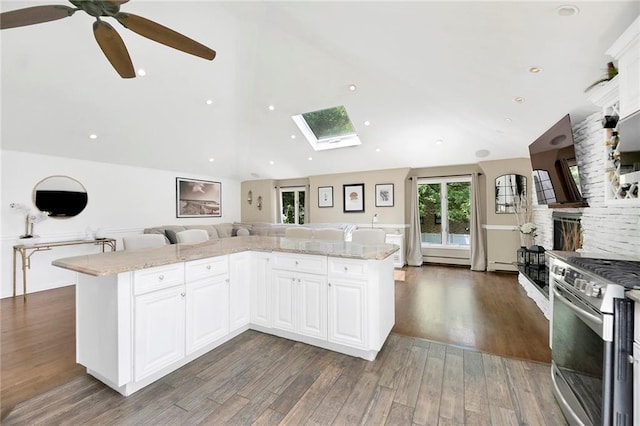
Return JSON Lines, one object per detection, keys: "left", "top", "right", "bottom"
{"left": 291, "top": 105, "right": 361, "bottom": 151}
{"left": 280, "top": 187, "right": 306, "bottom": 225}
{"left": 418, "top": 177, "right": 471, "bottom": 247}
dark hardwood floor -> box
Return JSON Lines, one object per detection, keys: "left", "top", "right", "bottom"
{"left": 1, "top": 265, "right": 554, "bottom": 423}
{"left": 393, "top": 266, "right": 551, "bottom": 363}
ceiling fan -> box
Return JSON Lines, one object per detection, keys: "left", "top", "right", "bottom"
{"left": 0, "top": 0, "right": 216, "bottom": 78}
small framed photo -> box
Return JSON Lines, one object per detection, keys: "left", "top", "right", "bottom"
{"left": 343, "top": 183, "right": 365, "bottom": 213}
{"left": 318, "top": 186, "right": 333, "bottom": 208}
{"left": 176, "top": 177, "right": 221, "bottom": 218}
{"left": 375, "top": 184, "right": 394, "bottom": 207}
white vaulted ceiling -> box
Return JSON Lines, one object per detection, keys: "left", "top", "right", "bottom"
{"left": 1, "top": 1, "right": 638, "bottom": 180}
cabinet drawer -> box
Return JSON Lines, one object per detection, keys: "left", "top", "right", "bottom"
{"left": 273, "top": 253, "right": 327, "bottom": 275}
{"left": 328, "top": 258, "right": 368, "bottom": 280}
{"left": 186, "top": 256, "right": 228, "bottom": 282}
{"left": 134, "top": 263, "right": 185, "bottom": 295}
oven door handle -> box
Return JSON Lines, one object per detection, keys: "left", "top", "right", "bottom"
{"left": 553, "top": 287, "right": 603, "bottom": 328}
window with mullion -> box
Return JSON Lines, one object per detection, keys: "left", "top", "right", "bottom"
{"left": 418, "top": 177, "right": 471, "bottom": 247}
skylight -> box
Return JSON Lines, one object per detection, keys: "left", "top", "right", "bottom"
{"left": 292, "top": 105, "right": 361, "bottom": 151}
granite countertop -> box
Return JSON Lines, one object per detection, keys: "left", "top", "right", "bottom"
{"left": 52, "top": 235, "right": 399, "bottom": 277}
{"left": 626, "top": 290, "right": 640, "bottom": 303}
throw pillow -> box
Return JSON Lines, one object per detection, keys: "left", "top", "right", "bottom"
{"left": 165, "top": 229, "right": 178, "bottom": 244}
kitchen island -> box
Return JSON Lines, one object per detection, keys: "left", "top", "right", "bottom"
{"left": 53, "top": 236, "right": 397, "bottom": 396}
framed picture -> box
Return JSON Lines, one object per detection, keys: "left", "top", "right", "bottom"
{"left": 375, "top": 183, "right": 394, "bottom": 207}
{"left": 343, "top": 183, "right": 365, "bottom": 213}
{"left": 318, "top": 186, "right": 333, "bottom": 208}
{"left": 176, "top": 177, "right": 221, "bottom": 218}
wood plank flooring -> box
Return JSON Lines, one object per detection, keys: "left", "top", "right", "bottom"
{"left": 1, "top": 265, "right": 557, "bottom": 424}
{"left": 3, "top": 330, "right": 566, "bottom": 425}
{"left": 393, "top": 266, "right": 551, "bottom": 363}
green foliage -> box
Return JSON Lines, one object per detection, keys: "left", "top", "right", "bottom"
{"left": 447, "top": 182, "right": 471, "bottom": 222}
{"left": 418, "top": 182, "right": 470, "bottom": 224}
{"left": 302, "top": 106, "right": 356, "bottom": 139}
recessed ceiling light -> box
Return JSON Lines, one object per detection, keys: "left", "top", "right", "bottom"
{"left": 435, "top": 139, "right": 444, "bottom": 145}
{"left": 557, "top": 5, "right": 579, "bottom": 17}
{"left": 291, "top": 135, "right": 296, "bottom": 139}
{"left": 504, "top": 118, "right": 513, "bottom": 124}
{"left": 268, "top": 105, "right": 275, "bottom": 111}
{"left": 364, "top": 121, "right": 370, "bottom": 126}
{"left": 269, "top": 160, "right": 275, "bottom": 165}
{"left": 375, "top": 148, "right": 381, "bottom": 152}
{"left": 513, "top": 96, "right": 525, "bottom": 103}
{"left": 89, "top": 134, "right": 98, "bottom": 140}
{"left": 208, "top": 158, "right": 215, "bottom": 162}
{"left": 475, "top": 149, "right": 491, "bottom": 158}
{"left": 348, "top": 84, "right": 357, "bottom": 92}
{"left": 137, "top": 68, "right": 146, "bottom": 77}
{"left": 308, "top": 157, "right": 313, "bottom": 161}
{"left": 205, "top": 99, "right": 213, "bottom": 105}
{"left": 528, "top": 66, "right": 542, "bottom": 74}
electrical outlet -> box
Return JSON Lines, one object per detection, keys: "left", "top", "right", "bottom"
{"left": 373, "top": 214, "right": 378, "bottom": 223}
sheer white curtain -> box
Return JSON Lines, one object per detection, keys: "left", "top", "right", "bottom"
{"left": 470, "top": 172, "right": 486, "bottom": 271}
{"left": 407, "top": 177, "right": 423, "bottom": 266}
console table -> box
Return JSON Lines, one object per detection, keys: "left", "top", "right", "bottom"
{"left": 13, "top": 238, "right": 116, "bottom": 300}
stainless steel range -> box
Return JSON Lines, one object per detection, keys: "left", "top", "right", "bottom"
{"left": 549, "top": 254, "right": 639, "bottom": 426}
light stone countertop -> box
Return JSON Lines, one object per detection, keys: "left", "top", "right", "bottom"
{"left": 52, "top": 235, "right": 399, "bottom": 277}
{"left": 626, "top": 290, "right": 640, "bottom": 303}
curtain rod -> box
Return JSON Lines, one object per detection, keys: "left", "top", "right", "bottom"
{"left": 408, "top": 173, "right": 481, "bottom": 180}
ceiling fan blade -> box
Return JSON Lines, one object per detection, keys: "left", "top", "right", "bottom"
{"left": 115, "top": 13, "right": 216, "bottom": 61}
{"left": 0, "top": 5, "right": 75, "bottom": 30}
{"left": 93, "top": 20, "right": 135, "bottom": 78}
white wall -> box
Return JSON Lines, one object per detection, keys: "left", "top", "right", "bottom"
{"left": 532, "top": 112, "right": 640, "bottom": 256}
{"left": 1, "top": 150, "right": 241, "bottom": 298}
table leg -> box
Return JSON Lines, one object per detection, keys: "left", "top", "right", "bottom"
{"left": 20, "top": 249, "right": 28, "bottom": 301}
{"left": 12, "top": 247, "right": 17, "bottom": 298}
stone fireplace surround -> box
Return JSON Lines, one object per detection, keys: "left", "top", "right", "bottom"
{"left": 531, "top": 112, "right": 640, "bottom": 258}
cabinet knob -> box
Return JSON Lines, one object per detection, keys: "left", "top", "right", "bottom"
{"left": 295, "top": 261, "right": 299, "bottom": 266}
{"left": 225, "top": 278, "right": 230, "bottom": 283}
{"left": 181, "top": 292, "right": 185, "bottom": 297}
{"left": 158, "top": 275, "right": 165, "bottom": 281}
{"left": 343, "top": 266, "right": 348, "bottom": 272}
{"left": 328, "top": 282, "right": 332, "bottom": 287}
{"left": 297, "top": 279, "right": 301, "bottom": 283}
{"left": 206, "top": 265, "right": 211, "bottom": 270}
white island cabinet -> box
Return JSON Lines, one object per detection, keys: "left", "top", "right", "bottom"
{"left": 185, "top": 256, "right": 229, "bottom": 355}
{"left": 271, "top": 252, "right": 328, "bottom": 339}
{"left": 58, "top": 236, "right": 398, "bottom": 396}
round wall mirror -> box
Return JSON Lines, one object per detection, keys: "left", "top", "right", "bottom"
{"left": 33, "top": 175, "right": 88, "bottom": 218}
{"left": 495, "top": 174, "right": 526, "bottom": 213}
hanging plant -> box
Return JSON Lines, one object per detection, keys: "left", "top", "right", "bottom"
{"left": 584, "top": 62, "right": 618, "bottom": 92}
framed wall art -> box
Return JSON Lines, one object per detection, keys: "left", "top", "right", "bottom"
{"left": 318, "top": 186, "right": 333, "bottom": 208}
{"left": 343, "top": 183, "right": 365, "bottom": 213}
{"left": 176, "top": 177, "right": 221, "bottom": 218}
{"left": 375, "top": 183, "right": 394, "bottom": 207}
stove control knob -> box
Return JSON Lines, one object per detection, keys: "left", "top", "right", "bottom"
{"left": 574, "top": 278, "right": 587, "bottom": 291}
{"left": 587, "top": 284, "right": 603, "bottom": 298}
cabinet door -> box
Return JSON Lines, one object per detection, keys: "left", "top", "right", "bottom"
{"left": 134, "top": 285, "right": 185, "bottom": 381}
{"left": 229, "top": 252, "right": 251, "bottom": 331}
{"left": 251, "top": 252, "right": 272, "bottom": 327}
{"left": 271, "top": 270, "right": 296, "bottom": 333}
{"left": 186, "top": 275, "right": 229, "bottom": 355}
{"left": 328, "top": 279, "right": 367, "bottom": 348}
{"left": 298, "top": 273, "right": 327, "bottom": 339}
